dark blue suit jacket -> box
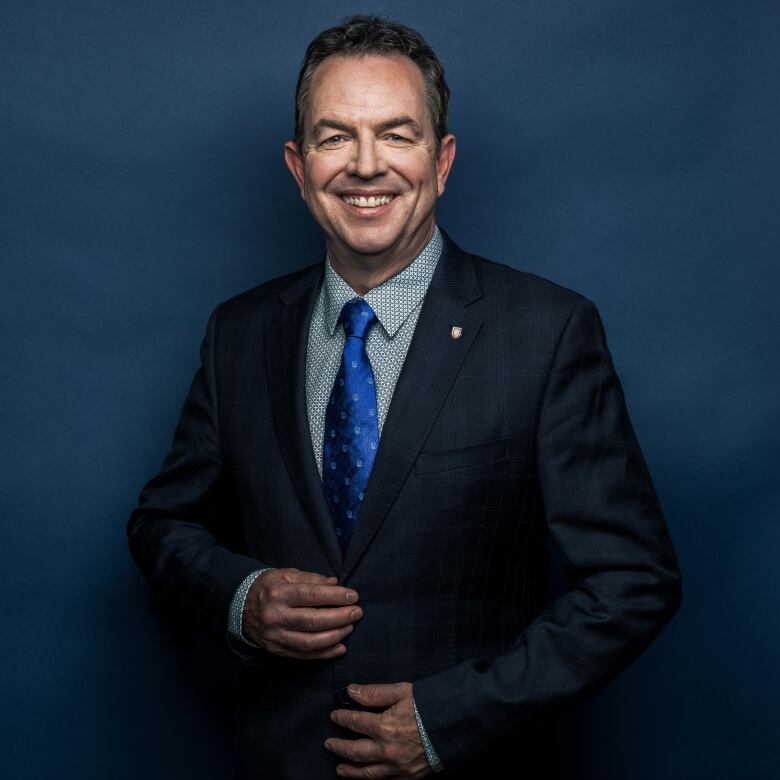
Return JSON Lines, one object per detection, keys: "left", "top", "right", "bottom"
{"left": 128, "top": 228, "right": 682, "bottom": 779}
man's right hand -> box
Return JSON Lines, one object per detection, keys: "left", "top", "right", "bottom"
{"left": 242, "top": 567, "right": 362, "bottom": 660}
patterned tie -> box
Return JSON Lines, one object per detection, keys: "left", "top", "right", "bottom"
{"left": 322, "top": 297, "right": 380, "bottom": 555}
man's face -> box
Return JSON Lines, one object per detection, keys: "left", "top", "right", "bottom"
{"left": 284, "top": 54, "right": 455, "bottom": 265}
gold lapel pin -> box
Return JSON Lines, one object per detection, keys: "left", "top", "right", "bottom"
{"left": 451, "top": 326, "right": 463, "bottom": 339}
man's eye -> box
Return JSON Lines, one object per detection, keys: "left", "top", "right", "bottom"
{"left": 323, "top": 135, "right": 346, "bottom": 145}
{"left": 386, "top": 133, "right": 407, "bottom": 142}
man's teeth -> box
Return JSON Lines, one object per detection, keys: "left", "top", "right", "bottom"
{"left": 341, "top": 194, "right": 394, "bottom": 207}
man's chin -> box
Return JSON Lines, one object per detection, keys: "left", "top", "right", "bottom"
{"left": 333, "top": 231, "right": 401, "bottom": 259}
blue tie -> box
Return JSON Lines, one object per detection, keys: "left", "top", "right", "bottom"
{"left": 323, "top": 298, "right": 380, "bottom": 555}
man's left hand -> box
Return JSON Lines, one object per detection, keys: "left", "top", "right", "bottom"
{"left": 326, "top": 682, "right": 432, "bottom": 778}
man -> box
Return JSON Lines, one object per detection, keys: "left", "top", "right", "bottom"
{"left": 128, "top": 15, "right": 682, "bottom": 780}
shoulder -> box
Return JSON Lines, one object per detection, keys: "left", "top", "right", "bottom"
{"left": 461, "top": 250, "right": 608, "bottom": 357}
{"left": 210, "top": 261, "right": 322, "bottom": 322}
{"left": 466, "top": 250, "right": 591, "bottom": 318}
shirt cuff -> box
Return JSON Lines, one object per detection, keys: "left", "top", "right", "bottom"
{"left": 413, "top": 694, "right": 444, "bottom": 772}
{"left": 227, "top": 567, "right": 274, "bottom": 649}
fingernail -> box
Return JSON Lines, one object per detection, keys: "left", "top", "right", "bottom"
{"left": 346, "top": 591, "right": 357, "bottom": 602}
{"left": 349, "top": 684, "right": 361, "bottom": 695}
{"left": 350, "top": 609, "right": 362, "bottom": 619}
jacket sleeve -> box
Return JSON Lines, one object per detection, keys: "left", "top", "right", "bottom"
{"left": 411, "top": 297, "right": 683, "bottom": 772}
{"left": 127, "top": 305, "right": 272, "bottom": 657}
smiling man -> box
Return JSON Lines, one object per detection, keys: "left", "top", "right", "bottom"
{"left": 283, "top": 51, "right": 454, "bottom": 295}
{"left": 128, "top": 15, "right": 682, "bottom": 780}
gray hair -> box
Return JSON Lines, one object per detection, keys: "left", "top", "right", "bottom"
{"left": 294, "top": 15, "right": 450, "bottom": 154}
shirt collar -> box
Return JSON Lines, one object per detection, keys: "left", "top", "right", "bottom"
{"left": 322, "top": 223, "right": 443, "bottom": 338}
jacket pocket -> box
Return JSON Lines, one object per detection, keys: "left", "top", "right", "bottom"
{"left": 414, "top": 438, "right": 509, "bottom": 475}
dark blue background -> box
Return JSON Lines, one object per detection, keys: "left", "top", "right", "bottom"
{"left": 2, "top": 1, "right": 778, "bottom": 777}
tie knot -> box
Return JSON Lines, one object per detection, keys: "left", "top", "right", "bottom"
{"left": 340, "top": 298, "right": 376, "bottom": 341}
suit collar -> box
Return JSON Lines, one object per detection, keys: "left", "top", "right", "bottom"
{"left": 321, "top": 224, "right": 443, "bottom": 338}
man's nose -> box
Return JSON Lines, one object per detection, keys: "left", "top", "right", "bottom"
{"left": 348, "top": 139, "right": 387, "bottom": 178}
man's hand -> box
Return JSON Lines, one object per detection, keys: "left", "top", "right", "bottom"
{"left": 242, "top": 567, "right": 362, "bottom": 660}
{"left": 326, "top": 682, "right": 431, "bottom": 778}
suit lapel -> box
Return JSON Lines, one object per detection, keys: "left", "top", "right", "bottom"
{"left": 341, "top": 229, "right": 484, "bottom": 580}
{"left": 265, "top": 263, "right": 345, "bottom": 575}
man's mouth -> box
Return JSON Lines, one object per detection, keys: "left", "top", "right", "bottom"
{"left": 340, "top": 194, "right": 395, "bottom": 208}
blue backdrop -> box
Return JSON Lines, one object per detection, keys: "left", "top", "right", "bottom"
{"left": 2, "top": 1, "right": 778, "bottom": 778}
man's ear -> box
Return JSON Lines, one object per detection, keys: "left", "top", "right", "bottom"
{"left": 283, "top": 140, "right": 306, "bottom": 200}
{"left": 435, "top": 133, "right": 457, "bottom": 197}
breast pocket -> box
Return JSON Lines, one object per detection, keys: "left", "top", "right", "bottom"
{"left": 414, "top": 438, "right": 510, "bottom": 475}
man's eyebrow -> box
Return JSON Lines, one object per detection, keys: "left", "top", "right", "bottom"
{"left": 311, "top": 116, "right": 423, "bottom": 137}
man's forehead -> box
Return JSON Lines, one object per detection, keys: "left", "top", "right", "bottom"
{"left": 312, "top": 51, "right": 422, "bottom": 80}
{"left": 308, "top": 54, "right": 428, "bottom": 128}
{"left": 310, "top": 54, "right": 424, "bottom": 103}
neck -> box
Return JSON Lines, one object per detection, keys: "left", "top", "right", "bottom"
{"left": 326, "top": 219, "right": 435, "bottom": 295}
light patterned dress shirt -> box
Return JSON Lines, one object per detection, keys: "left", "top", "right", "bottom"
{"left": 228, "top": 224, "right": 445, "bottom": 772}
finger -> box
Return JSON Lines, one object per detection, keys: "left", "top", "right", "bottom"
{"left": 278, "top": 623, "right": 354, "bottom": 652}
{"left": 324, "top": 737, "right": 382, "bottom": 764}
{"left": 283, "top": 582, "right": 359, "bottom": 607}
{"left": 282, "top": 569, "right": 338, "bottom": 585}
{"left": 269, "top": 642, "right": 347, "bottom": 661}
{"left": 283, "top": 605, "right": 363, "bottom": 632}
{"left": 330, "top": 708, "right": 382, "bottom": 738}
{"left": 334, "top": 762, "right": 397, "bottom": 778}
{"left": 346, "top": 683, "right": 404, "bottom": 708}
